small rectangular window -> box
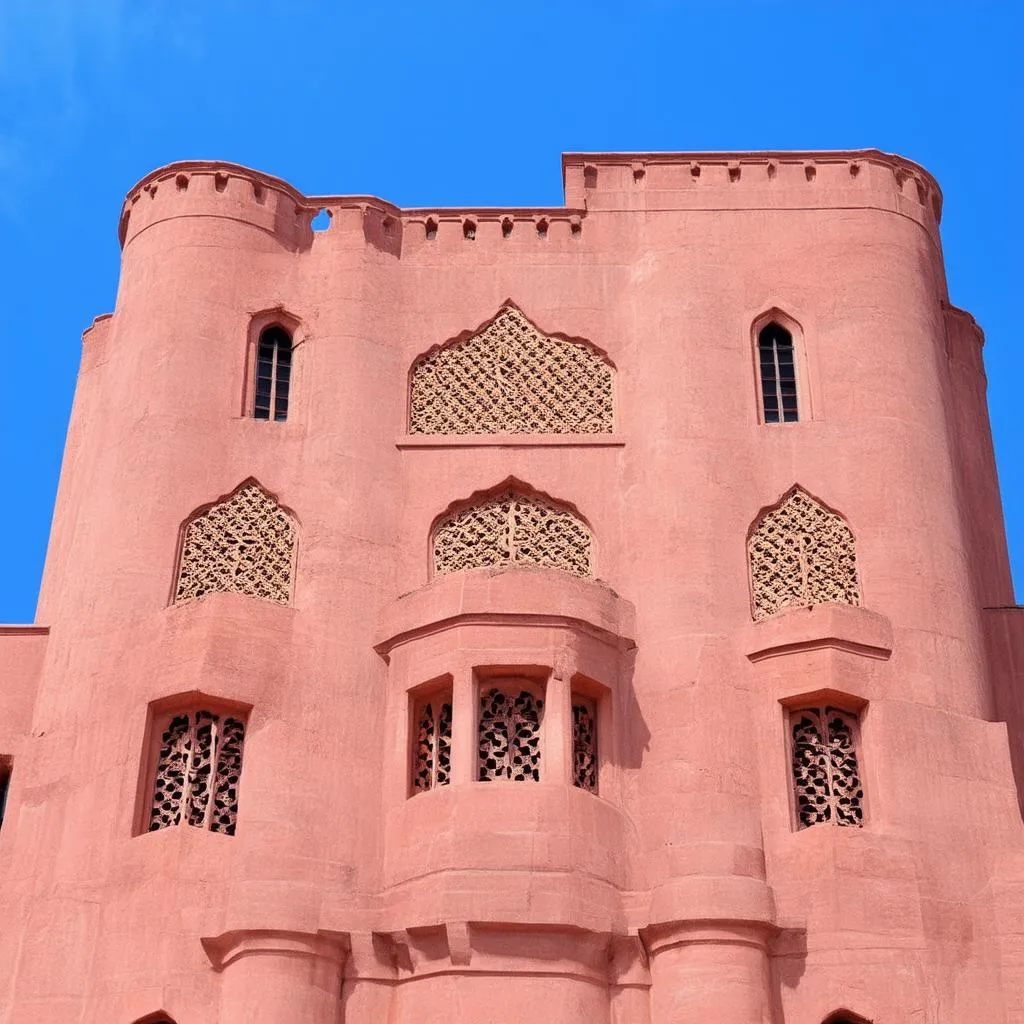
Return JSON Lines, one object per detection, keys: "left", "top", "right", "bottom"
{"left": 411, "top": 690, "right": 453, "bottom": 794}
{"left": 790, "top": 706, "right": 864, "bottom": 829}
{"left": 571, "top": 697, "right": 598, "bottom": 793}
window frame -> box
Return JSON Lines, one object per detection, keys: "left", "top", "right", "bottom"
{"left": 409, "top": 680, "right": 454, "bottom": 797}
{"left": 241, "top": 310, "right": 304, "bottom": 421}
{"left": 475, "top": 676, "right": 548, "bottom": 784}
{"left": 135, "top": 694, "right": 252, "bottom": 838}
{"left": 252, "top": 325, "right": 293, "bottom": 421}
{"left": 750, "top": 309, "right": 811, "bottom": 425}
{"left": 785, "top": 700, "right": 867, "bottom": 832}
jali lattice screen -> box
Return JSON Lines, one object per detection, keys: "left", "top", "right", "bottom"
{"left": 175, "top": 483, "right": 295, "bottom": 605}
{"left": 433, "top": 490, "right": 593, "bottom": 578}
{"left": 748, "top": 488, "right": 860, "bottom": 620}
{"left": 148, "top": 710, "right": 246, "bottom": 835}
{"left": 409, "top": 306, "right": 614, "bottom": 435}
{"left": 790, "top": 706, "right": 864, "bottom": 829}
{"left": 478, "top": 687, "right": 544, "bottom": 782}
{"left": 412, "top": 696, "right": 453, "bottom": 793}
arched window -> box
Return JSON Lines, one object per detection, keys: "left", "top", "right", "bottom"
{"left": 791, "top": 706, "right": 864, "bottom": 829}
{"left": 174, "top": 481, "right": 296, "bottom": 605}
{"left": 748, "top": 487, "right": 860, "bottom": 620}
{"left": 758, "top": 321, "right": 798, "bottom": 423}
{"left": 478, "top": 681, "right": 545, "bottom": 782}
{"left": 409, "top": 305, "right": 614, "bottom": 435}
{"left": 432, "top": 489, "right": 593, "bottom": 578}
{"left": 148, "top": 708, "right": 247, "bottom": 835}
{"left": 253, "top": 326, "right": 293, "bottom": 421}
{"left": 822, "top": 1013, "right": 872, "bottom": 1024}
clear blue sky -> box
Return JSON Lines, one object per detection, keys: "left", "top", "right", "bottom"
{"left": 0, "top": 2, "right": 1021, "bottom": 622}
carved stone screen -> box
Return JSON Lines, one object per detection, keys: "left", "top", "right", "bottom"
{"left": 433, "top": 491, "right": 593, "bottom": 578}
{"left": 408, "top": 305, "right": 614, "bottom": 435}
{"left": 748, "top": 488, "right": 860, "bottom": 620}
{"left": 572, "top": 699, "right": 598, "bottom": 792}
{"left": 174, "top": 483, "right": 295, "bottom": 605}
{"left": 790, "top": 707, "right": 864, "bottom": 829}
{"left": 478, "top": 687, "right": 544, "bottom": 782}
{"left": 148, "top": 710, "right": 246, "bottom": 835}
{"left": 412, "top": 695, "right": 453, "bottom": 793}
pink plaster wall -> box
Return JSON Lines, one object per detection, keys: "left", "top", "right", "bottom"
{"left": 1, "top": 149, "right": 1022, "bottom": 1023}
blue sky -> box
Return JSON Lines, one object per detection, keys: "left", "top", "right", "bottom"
{"left": 0, "top": 1, "right": 1021, "bottom": 621}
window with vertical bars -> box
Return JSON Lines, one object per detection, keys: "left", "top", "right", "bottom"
{"left": 412, "top": 693, "right": 453, "bottom": 794}
{"left": 0, "top": 761, "right": 10, "bottom": 830}
{"left": 253, "top": 326, "right": 293, "bottom": 421}
{"left": 147, "top": 710, "right": 246, "bottom": 835}
{"left": 758, "top": 322, "right": 798, "bottom": 423}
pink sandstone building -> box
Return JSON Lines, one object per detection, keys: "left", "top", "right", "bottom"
{"left": 2, "top": 149, "right": 1024, "bottom": 1024}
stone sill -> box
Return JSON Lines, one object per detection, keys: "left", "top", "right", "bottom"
{"left": 739, "top": 604, "right": 893, "bottom": 663}
{"left": 396, "top": 434, "right": 626, "bottom": 450}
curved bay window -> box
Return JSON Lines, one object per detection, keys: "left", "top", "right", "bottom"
{"left": 758, "top": 321, "right": 798, "bottom": 423}
{"left": 790, "top": 705, "right": 864, "bottom": 829}
{"left": 253, "top": 326, "right": 293, "bottom": 421}
{"left": 478, "top": 682, "right": 545, "bottom": 782}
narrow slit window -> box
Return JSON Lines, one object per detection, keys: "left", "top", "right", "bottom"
{"left": 571, "top": 697, "right": 598, "bottom": 793}
{"left": 253, "top": 326, "right": 293, "bottom": 422}
{"left": 412, "top": 692, "right": 453, "bottom": 794}
{"left": 0, "top": 762, "right": 10, "bottom": 830}
{"left": 758, "top": 322, "right": 798, "bottom": 423}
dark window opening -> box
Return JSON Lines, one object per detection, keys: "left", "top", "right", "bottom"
{"left": 253, "top": 327, "right": 293, "bottom": 422}
{"left": 0, "top": 763, "right": 10, "bottom": 830}
{"left": 758, "top": 322, "right": 798, "bottom": 423}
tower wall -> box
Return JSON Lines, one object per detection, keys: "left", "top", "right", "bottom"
{"left": 1, "top": 151, "right": 1022, "bottom": 1023}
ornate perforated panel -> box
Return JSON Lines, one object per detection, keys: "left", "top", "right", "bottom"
{"left": 478, "top": 687, "right": 543, "bottom": 782}
{"left": 572, "top": 699, "right": 598, "bottom": 792}
{"left": 433, "top": 491, "right": 592, "bottom": 578}
{"left": 791, "top": 707, "right": 863, "bottom": 829}
{"left": 148, "top": 710, "right": 246, "bottom": 835}
{"left": 174, "top": 484, "right": 295, "bottom": 605}
{"left": 748, "top": 489, "right": 860, "bottom": 620}
{"left": 409, "top": 306, "right": 614, "bottom": 435}
{"left": 412, "top": 696, "right": 453, "bottom": 793}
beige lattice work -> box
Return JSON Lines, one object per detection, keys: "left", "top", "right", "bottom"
{"left": 748, "top": 488, "right": 860, "bottom": 620}
{"left": 174, "top": 483, "right": 295, "bottom": 604}
{"left": 433, "top": 490, "right": 593, "bottom": 578}
{"left": 409, "top": 306, "right": 614, "bottom": 434}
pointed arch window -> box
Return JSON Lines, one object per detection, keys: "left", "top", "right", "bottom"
{"left": 748, "top": 488, "right": 860, "bottom": 620}
{"left": 254, "top": 326, "right": 293, "bottom": 421}
{"left": 432, "top": 489, "right": 593, "bottom": 578}
{"left": 758, "top": 321, "right": 798, "bottom": 423}
{"left": 174, "top": 482, "right": 296, "bottom": 605}
{"left": 409, "top": 305, "right": 614, "bottom": 435}
{"left": 147, "top": 709, "right": 247, "bottom": 835}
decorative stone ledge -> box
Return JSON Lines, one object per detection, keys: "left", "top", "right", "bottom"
{"left": 738, "top": 604, "right": 893, "bottom": 663}
{"left": 375, "top": 565, "right": 636, "bottom": 662}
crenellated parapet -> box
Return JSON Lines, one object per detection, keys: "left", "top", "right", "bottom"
{"left": 563, "top": 148, "right": 943, "bottom": 240}
{"left": 120, "top": 161, "right": 315, "bottom": 252}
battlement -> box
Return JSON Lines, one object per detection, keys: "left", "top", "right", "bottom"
{"left": 563, "top": 149, "right": 942, "bottom": 235}
{"left": 120, "top": 149, "right": 943, "bottom": 254}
